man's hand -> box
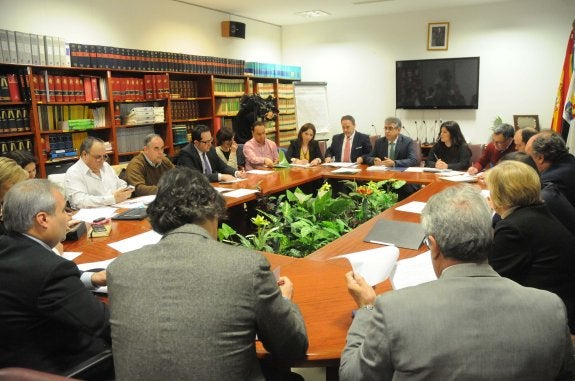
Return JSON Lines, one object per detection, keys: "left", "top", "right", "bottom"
{"left": 91, "top": 270, "right": 107, "bottom": 287}
{"left": 310, "top": 158, "right": 321, "bottom": 166}
{"left": 324, "top": 156, "right": 333, "bottom": 163}
{"left": 373, "top": 157, "right": 383, "bottom": 166}
{"left": 381, "top": 158, "right": 395, "bottom": 167}
{"left": 345, "top": 271, "right": 376, "bottom": 308}
{"left": 220, "top": 174, "right": 235, "bottom": 182}
{"left": 263, "top": 158, "right": 274, "bottom": 167}
{"left": 468, "top": 166, "right": 479, "bottom": 175}
{"left": 356, "top": 156, "right": 363, "bottom": 164}
{"left": 278, "top": 276, "right": 294, "bottom": 300}
{"left": 114, "top": 187, "right": 134, "bottom": 203}
{"left": 234, "top": 170, "right": 247, "bottom": 178}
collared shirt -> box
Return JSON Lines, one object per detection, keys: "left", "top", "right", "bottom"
{"left": 243, "top": 138, "right": 279, "bottom": 170}
{"left": 22, "top": 233, "right": 96, "bottom": 289}
{"left": 341, "top": 132, "right": 356, "bottom": 162}
{"left": 65, "top": 159, "right": 127, "bottom": 209}
{"left": 143, "top": 153, "right": 161, "bottom": 168}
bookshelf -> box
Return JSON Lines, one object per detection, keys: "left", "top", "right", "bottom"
{"left": 0, "top": 63, "right": 299, "bottom": 177}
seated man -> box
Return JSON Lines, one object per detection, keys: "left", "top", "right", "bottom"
{"left": 325, "top": 115, "right": 372, "bottom": 163}
{"left": 360, "top": 116, "right": 418, "bottom": 167}
{"left": 526, "top": 130, "right": 575, "bottom": 207}
{"left": 108, "top": 167, "right": 308, "bottom": 380}
{"left": 340, "top": 185, "right": 574, "bottom": 380}
{"left": 65, "top": 136, "right": 133, "bottom": 208}
{"left": 243, "top": 120, "right": 279, "bottom": 170}
{"left": 0, "top": 180, "right": 110, "bottom": 373}
{"left": 125, "top": 133, "right": 174, "bottom": 196}
{"left": 468, "top": 123, "right": 515, "bottom": 174}
{"left": 513, "top": 126, "right": 538, "bottom": 153}
{"left": 177, "top": 124, "right": 244, "bottom": 182}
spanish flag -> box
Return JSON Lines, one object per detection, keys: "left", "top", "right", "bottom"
{"left": 551, "top": 22, "right": 574, "bottom": 137}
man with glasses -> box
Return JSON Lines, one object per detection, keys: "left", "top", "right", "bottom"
{"left": 177, "top": 124, "right": 244, "bottom": 182}
{"left": 468, "top": 123, "right": 515, "bottom": 174}
{"left": 360, "top": 116, "right": 418, "bottom": 167}
{"left": 125, "top": 133, "right": 174, "bottom": 196}
{"left": 340, "top": 185, "right": 574, "bottom": 380}
{"left": 65, "top": 136, "right": 133, "bottom": 208}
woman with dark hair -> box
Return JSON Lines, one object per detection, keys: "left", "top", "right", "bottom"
{"left": 215, "top": 127, "right": 238, "bottom": 170}
{"left": 426, "top": 121, "right": 471, "bottom": 170}
{"left": 6, "top": 150, "right": 37, "bottom": 179}
{"left": 286, "top": 123, "right": 324, "bottom": 166}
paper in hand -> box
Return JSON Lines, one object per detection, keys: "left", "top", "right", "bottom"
{"left": 331, "top": 246, "right": 399, "bottom": 286}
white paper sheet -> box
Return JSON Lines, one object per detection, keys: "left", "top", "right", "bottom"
{"left": 439, "top": 174, "right": 478, "bottom": 182}
{"left": 331, "top": 167, "right": 361, "bottom": 174}
{"left": 223, "top": 188, "right": 260, "bottom": 198}
{"left": 62, "top": 251, "right": 82, "bottom": 261}
{"left": 330, "top": 246, "right": 400, "bottom": 286}
{"left": 114, "top": 195, "right": 156, "bottom": 209}
{"left": 395, "top": 201, "right": 427, "bottom": 214}
{"left": 404, "top": 167, "right": 425, "bottom": 172}
{"left": 218, "top": 178, "right": 247, "bottom": 184}
{"left": 246, "top": 169, "right": 274, "bottom": 175}
{"left": 107, "top": 230, "right": 162, "bottom": 253}
{"left": 289, "top": 163, "right": 312, "bottom": 168}
{"left": 322, "top": 162, "right": 358, "bottom": 168}
{"left": 76, "top": 258, "right": 116, "bottom": 272}
{"left": 437, "top": 170, "right": 467, "bottom": 177}
{"left": 390, "top": 251, "right": 437, "bottom": 290}
{"left": 213, "top": 187, "right": 233, "bottom": 193}
{"left": 366, "top": 166, "right": 390, "bottom": 172}
{"left": 72, "top": 207, "right": 118, "bottom": 222}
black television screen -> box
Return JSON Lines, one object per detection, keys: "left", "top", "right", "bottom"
{"left": 396, "top": 57, "right": 479, "bottom": 109}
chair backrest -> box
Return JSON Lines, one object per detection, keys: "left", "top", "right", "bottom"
{"left": 236, "top": 144, "right": 245, "bottom": 169}
{"left": 317, "top": 140, "right": 327, "bottom": 158}
{"left": 413, "top": 139, "right": 422, "bottom": 166}
{"left": 468, "top": 143, "right": 485, "bottom": 165}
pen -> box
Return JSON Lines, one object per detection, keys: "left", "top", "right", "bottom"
{"left": 434, "top": 153, "right": 439, "bottom": 161}
{"left": 369, "top": 240, "right": 396, "bottom": 246}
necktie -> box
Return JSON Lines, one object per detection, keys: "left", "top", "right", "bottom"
{"left": 343, "top": 137, "right": 351, "bottom": 162}
{"left": 389, "top": 142, "right": 395, "bottom": 160}
{"left": 202, "top": 152, "right": 212, "bottom": 174}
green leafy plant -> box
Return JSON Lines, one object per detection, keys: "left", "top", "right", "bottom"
{"left": 219, "top": 180, "right": 403, "bottom": 257}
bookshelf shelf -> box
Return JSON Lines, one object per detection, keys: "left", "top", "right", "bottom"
{"left": 40, "top": 127, "right": 111, "bottom": 135}
{"left": 0, "top": 131, "right": 33, "bottom": 138}
{"left": 45, "top": 156, "right": 79, "bottom": 164}
{"left": 116, "top": 122, "right": 167, "bottom": 129}
{"left": 170, "top": 97, "right": 212, "bottom": 101}
{"left": 172, "top": 117, "right": 211, "bottom": 123}
{"left": 0, "top": 101, "right": 29, "bottom": 106}
{"left": 36, "top": 101, "right": 109, "bottom": 106}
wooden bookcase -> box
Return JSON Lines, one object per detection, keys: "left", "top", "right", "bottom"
{"left": 0, "top": 62, "right": 298, "bottom": 177}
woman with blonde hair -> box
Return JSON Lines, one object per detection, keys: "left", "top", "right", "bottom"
{"left": 0, "top": 157, "right": 29, "bottom": 234}
{"left": 485, "top": 160, "right": 575, "bottom": 334}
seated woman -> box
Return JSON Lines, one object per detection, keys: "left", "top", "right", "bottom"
{"left": 425, "top": 121, "right": 471, "bottom": 170}
{"left": 0, "top": 157, "right": 29, "bottom": 235}
{"left": 286, "top": 123, "right": 324, "bottom": 166}
{"left": 215, "top": 127, "right": 239, "bottom": 170}
{"left": 6, "top": 150, "right": 37, "bottom": 179}
{"left": 485, "top": 160, "right": 575, "bottom": 334}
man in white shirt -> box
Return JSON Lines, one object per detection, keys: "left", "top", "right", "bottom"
{"left": 65, "top": 137, "right": 133, "bottom": 209}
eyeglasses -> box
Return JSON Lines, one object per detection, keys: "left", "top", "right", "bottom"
{"left": 384, "top": 127, "right": 397, "bottom": 131}
{"left": 200, "top": 138, "right": 213, "bottom": 145}
{"left": 423, "top": 236, "right": 431, "bottom": 249}
{"left": 87, "top": 153, "right": 109, "bottom": 161}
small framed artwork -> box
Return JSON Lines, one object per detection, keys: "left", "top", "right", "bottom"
{"left": 428, "top": 22, "right": 450, "bottom": 50}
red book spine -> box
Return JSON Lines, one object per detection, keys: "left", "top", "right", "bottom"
{"left": 83, "top": 77, "right": 93, "bottom": 101}
{"left": 47, "top": 75, "right": 55, "bottom": 102}
{"left": 54, "top": 75, "right": 63, "bottom": 102}
{"left": 6, "top": 74, "right": 21, "bottom": 101}
{"left": 91, "top": 77, "right": 100, "bottom": 101}
{"left": 62, "top": 76, "right": 70, "bottom": 102}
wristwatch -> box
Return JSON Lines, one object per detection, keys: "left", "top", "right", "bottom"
{"left": 361, "top": 304, "right": 374, "bottom": 311}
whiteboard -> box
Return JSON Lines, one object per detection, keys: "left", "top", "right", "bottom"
{"left": 294, "top": 82, "right": 330, "bottom": 134}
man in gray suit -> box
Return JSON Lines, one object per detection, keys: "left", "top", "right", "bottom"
{"left": 340, "top": 185, "right": 574, "bottom": 381}
{"left": 108, "top": 167, "right": 308, "bottom": 381}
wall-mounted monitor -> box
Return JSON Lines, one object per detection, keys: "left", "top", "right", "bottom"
{"left": 396, "top": 57, "right": 480, "bottom": 110}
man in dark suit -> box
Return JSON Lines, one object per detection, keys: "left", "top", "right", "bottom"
{"left": 177, "top": 124, "right": 245, "bottom": 182}
{"left": 0, "top": 180, "right": 110, "bottom": 373}
{"left": 526, "top": 130, "right": 575, "bottom": 207}
{"left": 325, "top": 115, "right": 372, "bottom": 163}
{"left": 340, "top": 185, "right": 574, "bottom": 380}
{"left": 360, "top": 116, "right": 419, "bottom": 167}
{"left": 108, "top": 168, "right": 308, "bottom": 380}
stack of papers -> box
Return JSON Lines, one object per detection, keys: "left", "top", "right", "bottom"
{"left": 108, "top": 230, "right": 162, "bottom": 253}
{"left": 330, "top": 246, "right": 400, "bottom": 286}
{"left": 391, "top": 251, "right": 437, "bottom": 290}
{"left": 222, "top": 188, "right": 260, "bottom": 198}
{"left": 331, "top": 167, "right": 361, "bottom": 174}
{"left": 72, "top": 207, "right": 118, "bottom": 223}
{"left": 322, "top": 162, "right": 357, "bottom": 168}
{"left": 246, "top": 169, "right": 274, "bottom": 175}
{"left": 114, "top": 195, "right": 156, "bottom": 209}
{"left": 395, "top": 201, "right": 426, "bottom": 214}
{"left": 439, "top": 173, "right": 478, "bottom": 182}
{"left": 366, "top": 165, "right": 390, "bottom": 172}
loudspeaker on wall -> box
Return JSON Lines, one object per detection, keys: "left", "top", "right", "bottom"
{"left": 221, "top": 21, "right": 246, "bottom": 39}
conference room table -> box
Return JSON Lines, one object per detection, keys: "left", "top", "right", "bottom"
{"left": 65, "top": 165, "right": 470, "bottom": 381}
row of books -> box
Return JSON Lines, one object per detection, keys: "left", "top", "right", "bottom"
{"left": 172, "top": 124, "right": 190, "bottom": 145}
{"left": 278, "top": 114, "right": 297, "bottom": 131}
{"left": 278, "top": 98, "right": 296, "bottom": 114}
{"left": 69, "top": 43, "right": 245, "bottom": 76}
{"left": 32, "top": 73, "right": 107, "bottom": 103}
{"left": 245, "top": 62, "right": 301, "bottom": 80}
{"left": 215, "top": 98, "right": 240, "bottom": 116}
{"left": 169, "top": 80, "right": 201, "bottom": 99}
{"left": 116, "top": 125, "right": 155, "bottom": 153}
{"left": 213, "top": 78, "right": 245, "bottom": 96}
{"left": 277, "top": 83, "right": 295, "bottom": 99}
{"left": 0, "top": 138, "right": 33, "bottom": 156}
{"left": 46, "top": 134, "right": 76, "bottom": 159}
{"left": 279, "top": 129, "right": 298, "bottom": 147}
{"left": 0, "top": 107, "right": 31, "bottom": 134}
{"left": 37, "top": 105, "right": 105, "bottom": 131}
{"left": 253, "top": 82, "right": 275, "bottom": 98}
{"left": 0, "top": 29, "right": 69, "bottom": 67}
{"left": 172, "top": 101, "right": 204, "bottom": 121}
{"left": 110, "top": 74, "right": 170, "bottom": 102}
{"left": 0, "top": 72, "right": 31, "bottom": 102}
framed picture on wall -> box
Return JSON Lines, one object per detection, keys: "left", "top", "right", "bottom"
{"left": 428, "top": 22, "right": 449, "bottom": 50}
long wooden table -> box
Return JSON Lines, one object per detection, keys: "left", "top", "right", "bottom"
{"left": 65, "top": 166, "right": 462, "bottom": 380}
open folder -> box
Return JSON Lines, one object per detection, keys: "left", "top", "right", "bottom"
{"left": 364, "top": 219, "right": 425, "bottom": 250}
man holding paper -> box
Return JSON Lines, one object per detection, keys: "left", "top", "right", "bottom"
{"left": 340, "top": 185, "right": 574, "bottom": 380}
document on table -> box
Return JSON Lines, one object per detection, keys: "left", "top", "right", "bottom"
{"left": 364, "top": 219, "right": 425, "bottom": 250}
{"left": 439, "top": 174, "right": 478, "bottom": 182}
{"left": 222, "top": 188, "right": 260, "bottom": 198}
{"left": 72, "top": 207, "right": 118, "bottom": 222}
{"left": 114, "top": 195, "right": 156, "bottom": 209}
{"left": 404, "top": 167, "right": 425, "bottom": 172}
{"left": 366, "top": 165, "right": 390, "bottom": 172}
{"left": 108, "top": 230, "right": 162, "bottom": 253}
{"left": 395, "top": 201, "right": 426, "bottom": 214}
{"left": 62, "top": 251, "right": 82, "bottom": 261}
{"left": 76, "top": 258, "right": 116, "bottom": 272}
{"left": 289, "top": 163, "right": 312, "bottom": 168}
{"left": 218, "top": 178, "right": 246, "bottom": 184}
{"left": 330, "top": 246, "right": 400, "bottom": 286}
{"left": 390, "top": 251, "right": 437, "bottom": 290}
{"left": 246, "top": 169, "right": 274, "bottom": 175}
{"left": 322, "top": 162, "right": 358, "bottom": 168}
{"left": 331, "top": 167, "right": 361, "bottom": 174}
{"left": 213, "top": 186, "right": 233, "bottom": 193}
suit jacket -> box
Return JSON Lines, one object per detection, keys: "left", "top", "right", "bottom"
{"left": 0, "top": 233, "right": 110, "bottom": 373}
{"left": 286, "top": 139, "right": 324, "bottom": 163}
{"left": 490, "top": 204, "right": 575, "bottom": 333}
{"left": 108, "top": 224, "right": 308, "bottom": 381}
{"left": 340, "top": 263, "right": 575, "bottom": 381}
{"left": 363, "top": 134, "right": 419, "bottom": 167}
{"left": 325, "top": 132, "right": 372, "bottom": 162}
{"left": 177, "top": 143, "right": 236, "bottom": 182}
{"left": 540, "top": 154, "right": 575, "bottom": 207}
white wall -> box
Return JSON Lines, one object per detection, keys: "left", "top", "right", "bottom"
{"left": 0, "top": 0, "right": 282, "bottom": 63}
{"left": 282, "top": 0, "right": 575, "bottom": 144}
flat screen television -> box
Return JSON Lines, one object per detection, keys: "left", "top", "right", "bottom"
{"left": 396, "top": 57, "right": 480, "bottom": 109}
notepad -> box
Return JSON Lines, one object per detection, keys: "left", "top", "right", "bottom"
{"left": 364, "top": 219, "right": 425, "bottom": 250}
